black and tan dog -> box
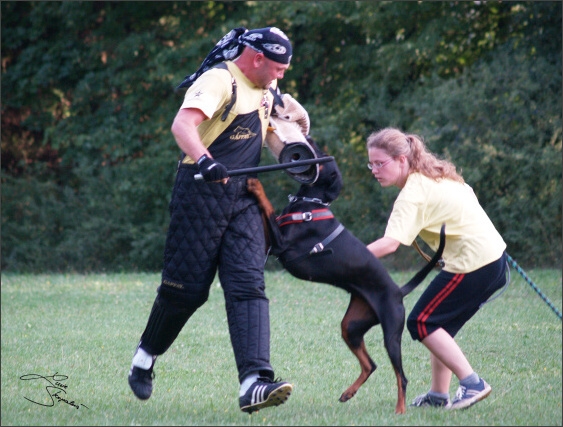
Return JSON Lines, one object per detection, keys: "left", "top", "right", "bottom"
{"left": 247, "top": 137, "right": 444, "bottom": 414}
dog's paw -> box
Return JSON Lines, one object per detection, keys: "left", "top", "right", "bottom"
{"left": 247, "top": 177, "right": 264, "bottom": 196}
{"left": 339, "top": 391, "right": 355, "bottom": 403}
{"left": 247, "top": 177, "right": 276, "bottom": 218}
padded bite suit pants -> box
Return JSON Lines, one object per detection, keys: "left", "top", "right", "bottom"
{"left": 139, "top": 165, "right": 274, "bottom": 382}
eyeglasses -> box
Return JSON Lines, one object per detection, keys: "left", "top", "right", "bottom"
{"left": 367, "top": 158, "right": 393, "bottom": 170}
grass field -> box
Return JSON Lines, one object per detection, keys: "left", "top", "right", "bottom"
{"left": 1, "top": 267, "right": 561, "bottom": 426}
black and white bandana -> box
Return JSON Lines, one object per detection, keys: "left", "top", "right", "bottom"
{"left": 176, "top": 27, "right": 292, "bottom": 90}
{"left": 240, "top": 27, "right": 292, "bottom": 64}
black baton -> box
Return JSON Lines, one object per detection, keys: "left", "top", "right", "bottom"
{"left": 194, "top": 156, "right": 334, "bottom": 180}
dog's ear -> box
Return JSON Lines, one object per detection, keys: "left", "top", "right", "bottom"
{"left": 305, "top": 135, "right": 325, "bottom": 158}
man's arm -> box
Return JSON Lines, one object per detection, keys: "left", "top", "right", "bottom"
{"left": 170, "top": 107, "right": 209, "bottom": 162}
{"left": 171, "top": 107, "right": 229, "bottom": 183}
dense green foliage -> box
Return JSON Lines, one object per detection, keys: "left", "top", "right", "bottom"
{"left": 2, "top": 1, "right": 561, "bottom": 272}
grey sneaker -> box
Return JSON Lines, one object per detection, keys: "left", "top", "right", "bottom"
{"left": 410, "top": 392, "right": 450, "bottom": 408}
{"left": 449, "top": 378, "right": 491, "bottom": 410}
{"left": 239, "top": 377, "right": 292, "bottom": 413}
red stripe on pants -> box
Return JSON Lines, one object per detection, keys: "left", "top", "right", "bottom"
{"left": 416, "top": 274, "right": 465, "bottom": 339}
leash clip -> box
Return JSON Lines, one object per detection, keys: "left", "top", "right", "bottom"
{"left": 310, "top": 243, "right": 324, "bottom": 254}
{"left": 287, "top": 194, "right": 330, "bottom": 206}
{"left": 303, "top": 197, "right": 325, "bottom": 204}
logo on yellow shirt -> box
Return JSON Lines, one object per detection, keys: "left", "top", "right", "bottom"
{"left": 230, "top": 126, "right": 257, "bottom": 140}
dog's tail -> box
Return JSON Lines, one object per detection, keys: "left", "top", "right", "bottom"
{"left": 400, "top": 223, "right": 446, "bottom": 297}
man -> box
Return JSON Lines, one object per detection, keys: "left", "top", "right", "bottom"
{"left": 128, "top": 27, "right": 306, "bottom": 414}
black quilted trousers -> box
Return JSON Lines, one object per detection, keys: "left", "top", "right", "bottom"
{"left": 159, "top": 165, "right": 273, "bottom": 381}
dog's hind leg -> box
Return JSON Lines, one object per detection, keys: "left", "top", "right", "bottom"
{"left": 339, "top": 294, "right": 378, "bottom": 403}
{"left": 378, "top": 296, "right": 408, "bottom": 414}
{"left": 392, "top": 368, "right": 407, "bottom": 414}
{"left": 387, "top": 345, "right": 407, "bottom": 414}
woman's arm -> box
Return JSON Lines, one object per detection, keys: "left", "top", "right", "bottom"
{"left": 367, "top": 236, "right": 401, "bottom": 258}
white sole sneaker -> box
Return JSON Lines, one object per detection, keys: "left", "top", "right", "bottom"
{"left": 449, "top": 380, "right": 491, "bottom": 410}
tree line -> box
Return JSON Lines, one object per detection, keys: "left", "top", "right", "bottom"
{"left": 1, "top": 1, "right": 561, "bottom": 272}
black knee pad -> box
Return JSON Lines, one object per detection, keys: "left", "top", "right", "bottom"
{"left": 225, "top": 297, "right": 273, "bottom": 382}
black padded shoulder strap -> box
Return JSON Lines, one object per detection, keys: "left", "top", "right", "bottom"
{"left": 214, "top": 62, "right": 237, "bottom": 121}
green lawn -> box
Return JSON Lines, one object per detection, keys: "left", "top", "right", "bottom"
{"left": 1, "top": 268, "right": 561, "bottom": 426}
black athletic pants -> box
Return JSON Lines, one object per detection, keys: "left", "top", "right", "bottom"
{"left": 407, "top": 252, "right": 508, "bottom": 341}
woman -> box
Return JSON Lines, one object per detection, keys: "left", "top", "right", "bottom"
{"left": 365, "top": 127, "right": 507, "bottom": 410}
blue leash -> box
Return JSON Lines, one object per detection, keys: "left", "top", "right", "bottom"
{"left": 506, "top": 253, "right": 562, "bottom": 321}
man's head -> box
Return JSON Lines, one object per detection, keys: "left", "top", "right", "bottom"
{"left": 235, "top": 27, "right": 293, "bottom": 89}
{"left": 177, "top": 26, "right": 292, "bottom": 91}
{"left": 236, "top": 27, "right": 292, "bottom": 89}
{"left": 240, "top": 27, "right": 292, "bottom": 65}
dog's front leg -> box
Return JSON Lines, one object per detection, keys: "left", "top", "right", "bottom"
{"left": 247, "top": 178, "right": 275, "bottom": 217}
{"left": 247, "top": 177, "right": 286, "bottom": 255}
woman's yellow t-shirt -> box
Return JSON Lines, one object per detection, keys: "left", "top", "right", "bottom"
{"left": 384, "top": 173, "right": 506, "bottom": 273}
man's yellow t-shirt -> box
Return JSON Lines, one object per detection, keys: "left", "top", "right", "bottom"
{"left": 179, "top": 61, "right": 274, "bottom": 164}
{"left": 384, "top": 173, "right": 506, "bottom": 273}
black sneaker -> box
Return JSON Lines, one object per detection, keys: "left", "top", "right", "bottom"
{"left": 239, "top": 377, "right": 293, "bottom": 413}
{"left": 128, "top": 365, "right": 155, "bottom": 400}
{"left": 410, "top": 392, "right": 450, "bottom": 408}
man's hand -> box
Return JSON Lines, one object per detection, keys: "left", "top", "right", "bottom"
{"left": 197, "top": 154, "right": 229, "bottom": 183}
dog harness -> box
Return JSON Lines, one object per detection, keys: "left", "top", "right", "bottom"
{"left": 276, "top": 206, "right": 345, "bottom": 256}
{"left": 310, "top": 224, "right": 345, "bottom": 254}
{"left": 276, "top": 208, "right": 334, "bottom": 227}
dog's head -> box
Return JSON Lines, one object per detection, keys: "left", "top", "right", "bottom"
{"left": 265, "top": 92, "right": 322, "bottom": 184}
{"left": 265, "top": 91, "right": 342, "bottom": 197}
{"left": 292, "top": 136, "right": 343, "bottom": 204}
{"left": 266, "top": 116, "right": 321, "bottom": 184}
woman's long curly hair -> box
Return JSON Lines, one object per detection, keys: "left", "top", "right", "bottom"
{"left": 366, "top": 127, "right": 464, "bottom": 183}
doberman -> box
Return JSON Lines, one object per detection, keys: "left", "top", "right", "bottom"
{"left": 247, "top": 138, "right": 445, "bottom": 414}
